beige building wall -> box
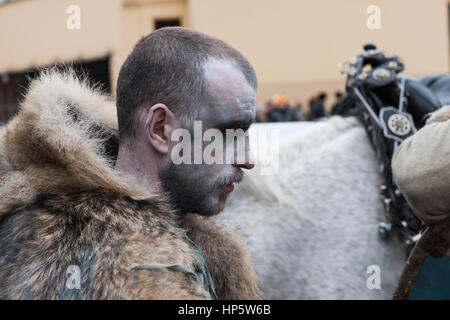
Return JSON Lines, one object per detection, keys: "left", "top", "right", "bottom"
{"left": 189, "top": 0, "right": 450, "bottom": 108}
{"left": 0, "top": 0, "right": 449, "bottom": 110}
{"left": 0, "top": 0, "right": 123, "bottom": 73}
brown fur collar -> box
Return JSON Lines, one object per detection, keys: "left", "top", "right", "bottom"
{"left": 0, "top": 70, "right": 152, "bottom": 217}
{"left": 0, "top": 70, "right": 262, "bottom": 299}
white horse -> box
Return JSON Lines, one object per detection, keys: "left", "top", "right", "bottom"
{"left": 215, "top": 116, "right": 406, "bottom": 299}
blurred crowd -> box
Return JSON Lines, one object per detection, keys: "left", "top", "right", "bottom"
{"left": 255, "top": 91, "right": 344, "bottom": 122}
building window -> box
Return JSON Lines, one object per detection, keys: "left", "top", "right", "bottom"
{"left": 0, "top": 56, "right": 111, "bottom": 124}
{"left": 154, "top": 18, "right": 181, "bottom": 30}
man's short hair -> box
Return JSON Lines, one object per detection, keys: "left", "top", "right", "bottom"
{"left": 116, "top": 27, "right": 257, "bottom": 138}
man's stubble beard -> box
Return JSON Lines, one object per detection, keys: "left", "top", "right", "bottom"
{"left": 159, "top": 162, "right": 231, "bottom": 216}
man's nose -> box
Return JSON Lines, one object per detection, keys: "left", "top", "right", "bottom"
{"left": 232, "top": 149, "right": 255, "bottom": 170}
{"left": 234, "top": 161, "right": 255, "bottom": 170}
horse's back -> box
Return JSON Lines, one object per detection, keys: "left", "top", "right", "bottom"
{"left": 218, "top": 117, "right": 405, "bottom": 299}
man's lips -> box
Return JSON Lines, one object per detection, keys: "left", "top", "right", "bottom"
{"left": 221, "top": 171, "right": 243, "bottom": 193}
{"left": 224, "top": 183, "right": 235, "bottom": 193}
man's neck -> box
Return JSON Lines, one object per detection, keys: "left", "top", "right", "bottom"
{"left": 115, "top": 143, "right": 160, "bottom": 190}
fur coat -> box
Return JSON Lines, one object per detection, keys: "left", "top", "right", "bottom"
{"left": 0, "top": 70, "right": 261, "bottom": 299}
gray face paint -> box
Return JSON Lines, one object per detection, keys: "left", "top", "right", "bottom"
{"left": 160, "top": 58, "right": 256, "bottom": 216}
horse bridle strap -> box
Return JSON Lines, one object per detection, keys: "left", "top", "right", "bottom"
{"left": 353, "top": 83, "right": 416, "bottom": 146}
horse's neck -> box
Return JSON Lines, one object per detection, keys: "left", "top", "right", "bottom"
{"left": 226, "top": 116, "right": 381, "bottom": 210}
{"left": 279, "top": 116, "right": 362, "bottom": 159}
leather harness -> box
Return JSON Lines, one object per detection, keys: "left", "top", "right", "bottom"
{"left": 336, "top": 43, "right": 442, "bottom": 253}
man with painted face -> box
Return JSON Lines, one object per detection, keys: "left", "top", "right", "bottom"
{"left": 116, "top": 29, "right": 256, "bottom": 217}
{"left": 0, "top": 27, "right": 261, "bottom": 299}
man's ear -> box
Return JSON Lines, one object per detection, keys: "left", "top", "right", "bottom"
{"left": 144, "top": 103, "right": 178, "bottom": 155}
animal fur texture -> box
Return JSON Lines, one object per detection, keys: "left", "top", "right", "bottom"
{"left": 0, "top": 70, "right": 261, "bottom": 300}
{"left": 216, "top": 117, "right": 407, "bottom": 299}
